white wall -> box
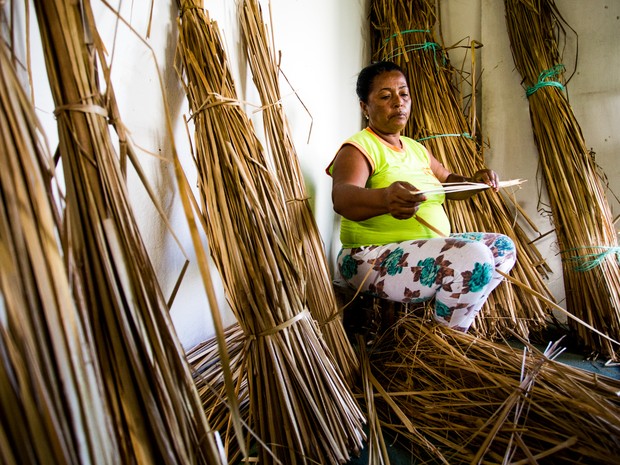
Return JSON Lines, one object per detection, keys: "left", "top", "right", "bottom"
{"left": 16, "top": 0, "right": 620, "bottom": 347}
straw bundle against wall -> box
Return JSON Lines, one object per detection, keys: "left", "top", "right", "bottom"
{"left": 240, "top": 0, "right": 359, "bottom": 385}
{"left": 369, "top": 0, "right": 553, "bottom": 340}
{"left": 31, "top": 1, "right": 224, "bottom": 463}
{"left": 368, "top": 317, "right": 620, "bottom": 464}
{"left": 504, "top": 0, "right": 620, "bottom": 360}
{"left": 0, "top": 42, "right": 118, "bottom": 465}
{"left": 176, "top": 2, "right": 365, "bottom": 463}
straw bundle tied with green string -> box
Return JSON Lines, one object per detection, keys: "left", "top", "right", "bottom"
{"left": 0, "top": 42, "right": 118, "bottom": 465}
{"left": 504, "top": 0, "right": 620, "bottom": 360}
{"left": 369, "top": 0, "right": 554, "bottom": 341}
{"left": 239, "top": 0, "right": 359, "bottom": 386}
{"left": 31, "top": 1, "right": 225, "bottom": 463}
{"left": 176, "top": 1, "right": 365, "bottom": 464}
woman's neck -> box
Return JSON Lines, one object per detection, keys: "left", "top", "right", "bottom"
{"left": 367, "top": 125, "right": 402, "bottom": 149}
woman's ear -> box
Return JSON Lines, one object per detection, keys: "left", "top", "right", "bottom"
{"left": 359, "top": 101, "right": 368, "bottom": 120}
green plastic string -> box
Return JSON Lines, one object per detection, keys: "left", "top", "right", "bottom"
{"left": 416, "top": 132, "right": 473, "bottom": 143}
{"left": 383, "top": 29, "right": 445, "bottom": 66}
{"left": 387, "top": 42, "right": 446, "bottom": 66}
{"left": 383, "top": 29, "right": 430, "bottom": 43}
{"left": 564, "top": 246, "right": 620, "bottom": 272}
{"left": 526, "top": 64, "right": 566, "bottom": 97}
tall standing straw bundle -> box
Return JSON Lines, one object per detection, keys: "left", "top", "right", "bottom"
{"left": 369, "top": 0, "right": 553, "bottom": 340}
{"left": 0, "top": 43, "right": 118, "bottom": 465}
{"left": 32, "top": 1, "right": 224, "bottom": 463}
{"left": 176, "top": 2, "right": 365, "bottom": 464}
{"left": 239, "top": 0, "right": 359, "bottom": 384}
{"left": 504, "top": 0, "right": 620, "bottom": 360}
{"left": 368, "top": 318, "right": 620, "bottom": 464}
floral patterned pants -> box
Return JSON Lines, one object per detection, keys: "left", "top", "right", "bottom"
{"left": 335, "top": 232, "right": 517, "bottom": 331}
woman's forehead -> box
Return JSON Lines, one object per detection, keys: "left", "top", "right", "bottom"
{"left": 371, "top": 71, "right": 408, "bottom": 91}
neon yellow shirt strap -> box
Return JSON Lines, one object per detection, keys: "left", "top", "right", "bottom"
{"left": 331, "top": 128, "right": 450, "bottom": 248}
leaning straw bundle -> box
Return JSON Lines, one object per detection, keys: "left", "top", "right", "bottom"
{"left": 176, "top": 2, "right": 365, "bottom": 463}
{"left": 368, "top": 316, "right": 620, "bottom": 464}
{"left": 369, "top": 0, "right": 553, "bottom": 340}
{"left": 0, "top": 43, "right": 117, "bottom": 465}
{"left": 32, "top": 1, "right": 224, "bottom": 463}
{"left": 504, "top": 0, "right": 620, "bottom": 360}
{"left": 239, "top": 0, "right": 359, "bottom": 384}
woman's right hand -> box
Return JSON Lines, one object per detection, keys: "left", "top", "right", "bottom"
{"left": 384, "top": 181, "right": 426, "bottom": 220}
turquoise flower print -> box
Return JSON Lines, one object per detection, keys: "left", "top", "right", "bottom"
{"left": 417, "top": 257, "right": 440, "bottom": 287}
{"left": 340, "top": 255, "right": 359, "bottom": 280}
{"left": 468, "top": 262, "right": 493, "bottom": 292}
{"left": 494, "top": 236, "right": 515, "bottom": 257}
{"left": 462, "top": 232, "right": 484, "bottom": 242}
{"left": 381, "top": 247, "right": 407, "bottom": 276}
{"left": 435, "top": 300, "right": 452, "bottom": 319}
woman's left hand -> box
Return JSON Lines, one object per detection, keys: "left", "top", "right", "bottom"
{"left": 472, "top": 169, "right": 499, "bottom": 192}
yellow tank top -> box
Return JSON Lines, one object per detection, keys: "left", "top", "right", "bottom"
{"left": 329, "top": 128, "right": 450, "bottom": 248}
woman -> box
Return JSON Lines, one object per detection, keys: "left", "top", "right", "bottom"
{"left": 327, "top": 61, "right": 516, "bottom": 332}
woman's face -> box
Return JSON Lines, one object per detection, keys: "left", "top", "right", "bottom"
{"left": 361, "top": 70, "right": 411, "bottom": 135}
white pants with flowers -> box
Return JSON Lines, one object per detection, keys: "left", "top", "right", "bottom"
{"left": 335, "top": 232, "right": 517, "bottom": 331}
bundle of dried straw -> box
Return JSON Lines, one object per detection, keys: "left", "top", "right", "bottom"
{"left": 240, "top": 0, "right": 359, "bottom": 385}
{"left": 176, "top": 1, "right": 365, "bottom": 463}
{"left": 368, "top": 317, "right": 620, "bottom": 464}
{"left": 0, "top": 42, "right": 118, "bottom": 465}
{"left": 32, "top": 1, "right": 224, "bottom": 463}
{"left": 504, "top": 0, "right": 620, "bottom": 360}
{"left": 369, "top": 0, "right": 554, "bottom": 340}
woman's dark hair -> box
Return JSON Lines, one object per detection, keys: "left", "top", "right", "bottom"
{"left": 356, "top": 61, "right": 406, "bottom": 103}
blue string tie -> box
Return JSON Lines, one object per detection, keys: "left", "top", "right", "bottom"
{"left": 383, "top": 30, "right": 446, "bottom": 66}
{"left": 526, "top": 64, "right": 566, "bottom": 97}
{"left": 564, "top": 246, "right": 620, "bottom": 272}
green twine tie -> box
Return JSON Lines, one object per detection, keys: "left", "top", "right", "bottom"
{"left": 526, "top": 64, "right": 566, "bottom": 97}
{"left": 383, "top": 30, "right": 446, "bottom": 66}
{"left": 564, "top": 246, "right": 620, "bottom": 272}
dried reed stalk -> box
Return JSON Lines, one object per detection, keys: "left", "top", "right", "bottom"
{"left": 176, "top": 2, "right": 365, "bottom": 463}
{"left": 32, "top": 1, "right": 224, "bottom": 463}
{"left": 240, "top": 0, "right": 359, "bottom": 385}
{"left": 369, "top": 0, "right": 553, "bottom": 340}
{"left": 368, "top": 315, "right": 620, "bottom": 464}
{"left": 504, "top": 0, "right": 620, "bottom": 360}
{"left": 0, "top": 42, "right": 118, "bottom": 465}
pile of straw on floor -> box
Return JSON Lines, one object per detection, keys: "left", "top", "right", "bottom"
{"left": 369, "top": 0, "right": 554, "bottom": 341}
{"left": 365, "top": 314, "right": 620, "bottom": 464}
{"left": 504, "top": 0, "right": 620, "bottom": 361}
